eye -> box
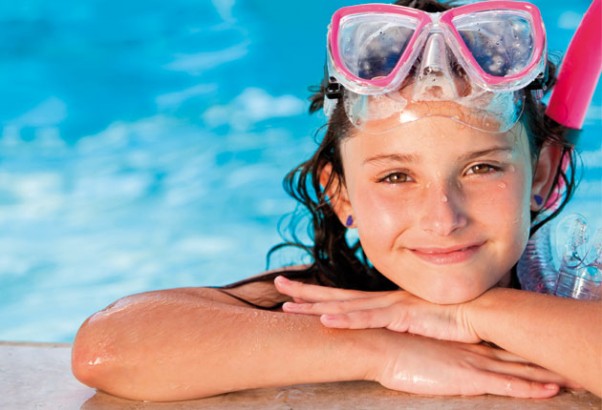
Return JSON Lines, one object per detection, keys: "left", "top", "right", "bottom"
{"left": 466, "top": 163, "right": 500, "bottom": 175}
{"left": 379, "top": 172, "right": 412, "bottom": 184}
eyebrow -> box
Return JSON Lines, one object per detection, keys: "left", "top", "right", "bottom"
{"left": 363, "top": 153, "right": 417, "bottom": 165}
{"left": 459, "top": 146, "right": 514, "bottom": 161}
{"left": 363, "top": 146, "right": 514, "bottom": 165}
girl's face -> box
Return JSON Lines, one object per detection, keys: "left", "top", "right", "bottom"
{"left": 337, "top": 107, "right": 536, "bottom": 304}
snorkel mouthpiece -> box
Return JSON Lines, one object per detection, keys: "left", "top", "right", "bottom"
{"left": 546, "top": 0, "right": 602, "bottom": 133}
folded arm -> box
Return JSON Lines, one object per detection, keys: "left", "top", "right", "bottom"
{"left": 278, "top": 277, "right": 601, "bottom": 396}
{"left": 72, "top": 286, "right": 379, "bottom": 401}
{"left": 468, "top": 288, "right": 602, "bottom": 396}
{"left": 72, "top": 279, "right": 569, "bottom": 401}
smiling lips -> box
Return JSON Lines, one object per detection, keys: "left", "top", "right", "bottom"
{"left": 410, "top": 243, "right": 484, "bottom": 265}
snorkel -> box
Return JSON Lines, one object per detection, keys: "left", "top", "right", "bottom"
{"left": 518, "top": 0, "right": 602, "bottom": 299}
{"left": 545, "top": 0, "right": 602, "bottom": 138}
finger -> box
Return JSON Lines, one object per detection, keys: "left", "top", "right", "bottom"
{"left": 282, "top": 302, "right": 322, "bottom": 316}
{"left": 461, "top": 344, "right": 532, "bottom": 363}
{"left": 479, "top": 372, "right": 560, "bottom": 399}
{"left": 320, "top": 308, "right": 409, "bottom": 331}
{"left": 283, "top": 292, "right": 402, "bottom": 316}
{"left": 289, "top": 295, "right": 405, "bottom": 314}
{"left": 483, "top": 358, "right": 571, "bottom": 387}
{"left": 468, "top": 346, "right": 582, "bottom": 389}
{"left": 487, "top": 349, "right": 534, "bottom": 364}
{"left": 463, "top": 348, "right": 576, "bottom": 391}
{"left": 275, "top": 276, "right": 385, "bottom": 302}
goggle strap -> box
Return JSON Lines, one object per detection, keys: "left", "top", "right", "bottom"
{"left": 322, "top": 66, "right": 344, "bottom": 101}
{"left": 325, "top": 78, "right": 343, "bottom": 100}
{"left": 321, "top": 61, "right": 343, "bottom": 100}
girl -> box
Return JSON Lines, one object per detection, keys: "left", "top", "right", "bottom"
{"left": 71, "top": 0, "right": 601, "bottom": 401}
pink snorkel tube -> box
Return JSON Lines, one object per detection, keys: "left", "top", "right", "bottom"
{"left": 543, "top": 0, "right": 601, "bottom": 208}
{"left": 546, "top": 0, "right": 602, "bottom": 135}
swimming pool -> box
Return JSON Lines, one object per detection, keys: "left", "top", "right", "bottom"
{"left": 0, "top": 0, "right": 600, "bottom": 343}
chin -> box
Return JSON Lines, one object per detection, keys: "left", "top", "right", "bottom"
{"left": 421, "top": 291, "right": 482, "bottom": 305}
{"left": 416, "top": 279, "right": 490, "bottom": 305}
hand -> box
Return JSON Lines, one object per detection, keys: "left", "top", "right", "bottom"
{"left": 275, "top": 276, "right": 480, "bottom": 343}
{"left": 374, "top": 333, "right": 567, "bottom": 398}
{"left": 275, "top": 277, "right": 577, "bottom": 397}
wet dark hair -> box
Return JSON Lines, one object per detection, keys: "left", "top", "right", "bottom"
{"left": 227, "top": 0, "right": 578, "bottom": 295}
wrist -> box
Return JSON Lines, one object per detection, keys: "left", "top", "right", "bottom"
{"left": 335, "top": 328, "right": 389, "bottom": 383}
{"left": 465, "top": 287, "right": 518, "bottom": 343}
{"left": 350, "top": 329, "right": 407, "bottom": 384}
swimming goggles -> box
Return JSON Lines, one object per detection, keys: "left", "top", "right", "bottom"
{"left": 324, "top": 1, "right": 547, "bottom": 132}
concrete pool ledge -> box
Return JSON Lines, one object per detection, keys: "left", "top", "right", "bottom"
{"left": 1, "top": 341, "right": 600, "bottom": 409}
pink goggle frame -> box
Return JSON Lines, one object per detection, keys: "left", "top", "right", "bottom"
{"left": 327, "top": 1, "right": 547, "bottom": 95}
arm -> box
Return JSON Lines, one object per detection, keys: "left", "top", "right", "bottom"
{"left": 277, "top": 277, "right": 601, "bottom": 396}
{"left": 467, "top": 288, "right": 602, "bottom": 396}
{"left": 71, "top": 286, "right": 379, "bottom": 401}
{"left": 72, "top": 280, "right": 569, "bottom": 401}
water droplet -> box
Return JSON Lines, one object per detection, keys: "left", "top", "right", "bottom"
{"left": 441, "top": 195, "right": 448, "bottom": 203}
{"left": 498, "top": 182, "right": 507, "bottom": 189}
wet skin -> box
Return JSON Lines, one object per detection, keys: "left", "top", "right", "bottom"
{"left": 333, "top": 111, "right": 534, "bottom": 304}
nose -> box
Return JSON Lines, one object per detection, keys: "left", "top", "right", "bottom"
{"left": 412, "top": 33, "right": 459, "bottom": 100}
{"left": 419, "top": 180, "right": 468, "bottom": 236}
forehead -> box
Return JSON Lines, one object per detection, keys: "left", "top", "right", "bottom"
{"left": 342, "top": 112, "right": 530, "bottom": 160}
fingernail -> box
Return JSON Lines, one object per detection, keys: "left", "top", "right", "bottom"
{"left": 275, "top": 276, "right": 289, "bottom": 286}
{"left": 282, "top": 302, "right": 301, "bottom": 312}
{"left": 544, "top": 383, "right": 559, "bottom": 390}
{"left": 321, "top": 315, "right": 344, "bottom": 328}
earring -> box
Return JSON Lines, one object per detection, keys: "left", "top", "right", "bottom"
{"left": 534, "top": 194, "right": 544, "bottom": 207}
{"left": 345, "top": 215, "right": 354, "bottom": 227}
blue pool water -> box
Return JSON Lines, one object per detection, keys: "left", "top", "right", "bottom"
{"left": 0, "top": 0, "right": 600, "bottom": 343}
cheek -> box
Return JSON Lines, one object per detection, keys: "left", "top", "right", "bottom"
{"left": 350, "top": 184, "right": 412, "bottom": 240}
{"left": 476, "top": 181, "right": 528, "bottom": 218}
{"left": 471, "top": 170, "right": 532, "bottom": 247}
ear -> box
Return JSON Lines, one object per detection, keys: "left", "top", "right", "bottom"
{"left": 320, "top": 163, "right": 355, "bottom": 227}
{"left": 531, "top": 143, "right": 564, "bottom": 210}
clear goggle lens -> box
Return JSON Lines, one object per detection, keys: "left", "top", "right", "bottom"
{"left": 338, "top": 14, "right": 418, "bottom": 83}
{"left": 453, "top": 11, "right": 538, "bottom": 82}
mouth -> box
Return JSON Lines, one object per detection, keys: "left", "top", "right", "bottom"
{"left": 409, "top": 243, "right": 484, "bottom": 265}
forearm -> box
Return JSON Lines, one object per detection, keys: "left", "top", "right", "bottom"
{"left": 468, "top": 288, "right": 602, "bottom": 395}
{"left": 72, "top": 288, "right": 386, "bottom": 401}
